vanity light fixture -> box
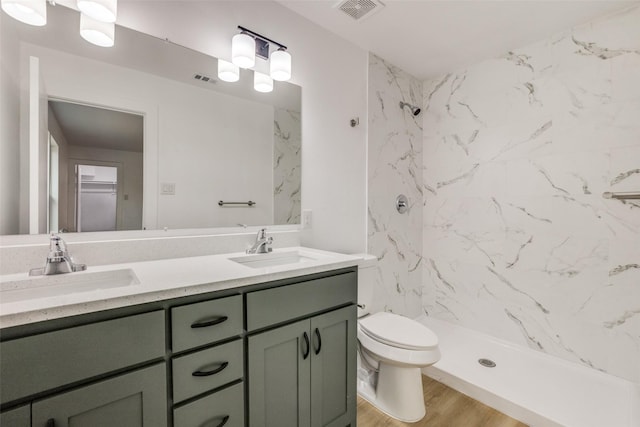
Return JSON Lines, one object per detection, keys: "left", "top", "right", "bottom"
{"left": 1, "top": 0, "right": 47, "bottom": 26}
{"left": 80, "top": 13, "right": 115, "bottom": 47}
{"left": 77, "top": 0, "right": 117, "bottom": 23}
{"left": 231, "top": 26, "right": 291, "bottom": 82}
{"left": 254, "top": 71, "right": 273, "bottom": 93}
{"left": 217, "top": 59, "right": 240, "bottom": 82}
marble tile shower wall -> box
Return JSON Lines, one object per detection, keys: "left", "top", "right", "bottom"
{"left": 367, "top": 54, "right": 424, "bottom": 317}
{"left": 421, "top": 5, "right": 640, "bottom": 382}
{"left": 273, "top": 108, "right": 301, "bottom": 224}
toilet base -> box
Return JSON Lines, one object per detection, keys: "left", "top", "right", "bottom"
{"left": 357, "top": 362, "right": 426, "bottom": 423}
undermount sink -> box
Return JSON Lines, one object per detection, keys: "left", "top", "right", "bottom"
{"left": 229, "top": 250, "right": 318, "bottom": 269}
{"left": 0, "top": 269, "right": 140, "bottom": 304}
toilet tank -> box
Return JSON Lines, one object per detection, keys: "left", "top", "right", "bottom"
{"left": 355, "top": 254, "right": 378, "bottom": 317}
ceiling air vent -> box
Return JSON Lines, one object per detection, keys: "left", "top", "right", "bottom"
{"left": 193, "top": 74, "right": 217, "bottom": 84}
{"left": 334, "top": 0, "right": 384, "bottom": 21}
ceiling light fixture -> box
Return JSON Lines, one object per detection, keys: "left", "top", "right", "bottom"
{"left": 1, "top": 0, "right": 47, "bottom": 26}
{"left": 231, "top": 26, "right": 291, "bottom": 83}
{"left": 77, "top": 0, "right": 117, "bottom": 23}
{"left": 80, "top": 13, "right": 115, "bottom": 47}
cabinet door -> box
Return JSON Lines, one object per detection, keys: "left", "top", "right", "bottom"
{"left": 248, "top": 319, "right": 311, "bottom": 427}
{"left": 32, "top": 363, "right": 167, "bottom": 427}
{"left": 310, "top": 306, "right": 357, "bottom": 427}
{"left": 0, "top": 404, "right": 30, "bottom": 426}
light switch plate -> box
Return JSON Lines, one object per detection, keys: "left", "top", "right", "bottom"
{"left": 161, "top": 183, "right": 175, "bottom": 195}
{"left": 302, "top": 209, "right": 312, "bottom": 229}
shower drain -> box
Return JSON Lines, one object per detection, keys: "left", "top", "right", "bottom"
{"left": 478, "top": 358, "right": 496, "bottom": 368}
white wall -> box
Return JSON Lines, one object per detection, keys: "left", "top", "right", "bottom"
{"left": 0, "top": 13, "right": 21, "bottom": 235}
{"left": 115, "top": 0, "right": 369, "bottom": 253}
{"left": 422, "top": 5, "right": 640, "bottom": 383}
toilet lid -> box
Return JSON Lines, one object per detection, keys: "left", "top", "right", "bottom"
{"left": 359, "top": 312, "right": 438, "bottom": 350}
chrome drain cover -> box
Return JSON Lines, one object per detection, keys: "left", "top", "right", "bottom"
{"left": 478, "top": 358, "right": 496, "bottom": 368}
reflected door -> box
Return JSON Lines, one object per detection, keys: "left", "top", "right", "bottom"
{"left": 75, "top": 164, "right": 118, "bottom": 232}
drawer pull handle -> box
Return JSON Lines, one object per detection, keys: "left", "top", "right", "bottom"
{"left": 314, "top": 328, "right": 322, "bottom": 355}
{"left": 192, "top": 361, "right": 229, "bottom": 377}
{"left": 191, "top": 316, "right": 228, "bottom": 328}
{"left": 200, "top": 415, "right": 229, "bottom": 427}
{"left": 302, "top": 331, "right": 310, "bottom": 359}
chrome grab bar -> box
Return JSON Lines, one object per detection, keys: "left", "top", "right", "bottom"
{"left": 218, "top": 200, "right": 256, "bottom": 206}
{"left": 602, "top": 191, "right": 640, "bottom": 200}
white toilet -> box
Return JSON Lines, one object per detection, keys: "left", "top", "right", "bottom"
{"left": 356, "top": 255, "right": 440, "bottom": 422}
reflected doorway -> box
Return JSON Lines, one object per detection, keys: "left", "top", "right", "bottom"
{"left": 48, "top": 100, "right": 144, "bottom": 233}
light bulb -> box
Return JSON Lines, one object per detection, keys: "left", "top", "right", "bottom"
{"left": 77, "top": 0, "right": 117, "bottom": 23}
{"left": 254, "top": 71, "right": 273, "bottom": 93}
{"left": 270, "top": 49, "right": 291, "bottom": 81}
{"left": 232, "top": 33, "right": 255, "bottom": 69}
{"left": 1, "top": 0, "right": 46, "bottom": 26}
{"left": 80, "top": 13, "right": 115, "bottom": 47}
{"left": 218, "top": 59, "right": 239, "bottom": 83}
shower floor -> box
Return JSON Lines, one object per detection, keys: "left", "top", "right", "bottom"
{"left": 418, "top": 315, "right": 639, "bottom": 427}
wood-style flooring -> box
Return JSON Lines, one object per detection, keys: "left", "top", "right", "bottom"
{"left": 357, "top": 375, "right": 528, "bottom": 427}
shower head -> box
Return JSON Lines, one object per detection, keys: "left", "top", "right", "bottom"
{"left": 399, "top": 101, "right": 421, "bottom": 116}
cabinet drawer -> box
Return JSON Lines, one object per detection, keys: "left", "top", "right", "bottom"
{"left": 0, "top": 310, "right": 165, "bottom": 405}
{"left": 246, "top": 271, "right": 356, "bottom": 331}
{"left": 171, "top": 295, "right": 243, "bottom": 352}
{"left": 172, "top": 339, "right": 243, "bottom": 404}
{"left": 174, "top": 382, "right": 244, "bottom": 427}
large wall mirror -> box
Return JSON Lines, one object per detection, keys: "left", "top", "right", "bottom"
{"left": 0, "top": 4, "right": 301, "bottom": 236}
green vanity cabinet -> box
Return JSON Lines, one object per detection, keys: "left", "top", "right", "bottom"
{"left": 0, "top": 266, "right": 357, "bottom": 427}
{"left": 246, "top": 270, "right": 357, "bottom": 427}
{"left": 31, "top": 364, "right": 167, "bottom": 427}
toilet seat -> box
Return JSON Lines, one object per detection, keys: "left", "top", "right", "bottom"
{"left": 359, "top": 312, "right": 438, "bottom": 350}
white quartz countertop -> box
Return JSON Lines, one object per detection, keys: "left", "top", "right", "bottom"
{"left": 0, "top": 247, "right": 361, "bottom": 328}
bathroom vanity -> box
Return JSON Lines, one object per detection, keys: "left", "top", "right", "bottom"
{"left": 0, "top": 248, "right": 359, "bottom": 427}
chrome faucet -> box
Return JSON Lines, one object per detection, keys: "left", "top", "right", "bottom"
{"left": 246, "top": 228, "right": 273, "bottom": 254}
{"left": 29, "top": 234, "right": 87, "bottom": 276}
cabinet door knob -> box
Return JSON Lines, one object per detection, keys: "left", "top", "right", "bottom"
{"left": 46, "top": 419, "right": 56, "bottom": 427}
{"left": 190, "top": 316, "right": 228, "bottom": 328}
{"left": 192, "top": 361, "right": 229, "bottom": 377}
{"left": 302, "top": 331, "right": 310, "bottom": 359}
{"left": 314, "top": 328, "right": 322, "bottom": 355}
